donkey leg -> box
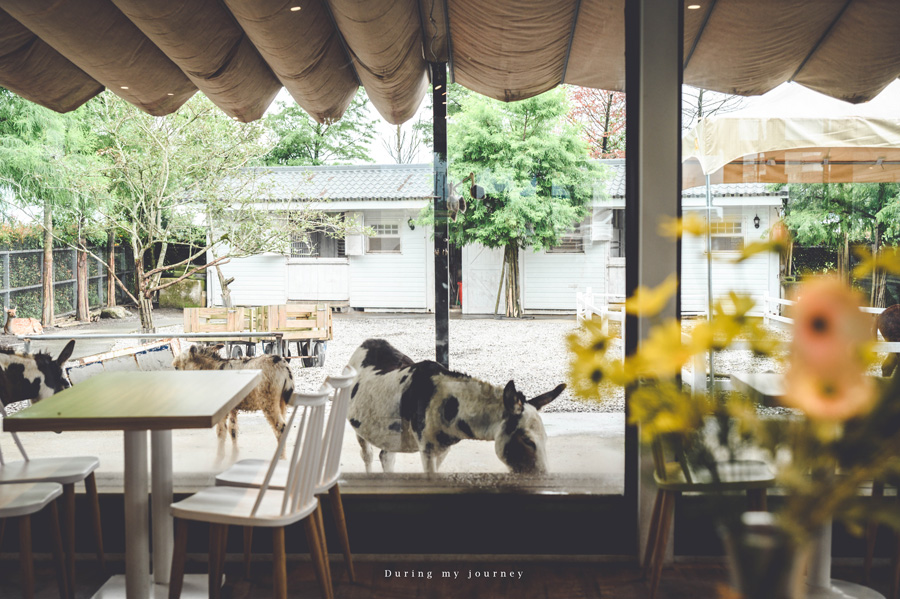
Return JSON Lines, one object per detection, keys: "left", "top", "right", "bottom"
{"left": 262, "top": 407, "right": 287, "bottom": 458}
{"left": 379, "top": 450, "right": 396, "bottom": 473}
{"left": 356, "top": 435, "right": 374, "bottom": 474}
{"left": 229, "top": 411, "right": 239, "bottom": 445}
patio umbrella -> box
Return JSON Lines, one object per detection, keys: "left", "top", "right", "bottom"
{"left": 681, "top": 81, "right": 900, "bottom": 395}
{"left": 683, "top": 81, "right": 900, "bottom": 190}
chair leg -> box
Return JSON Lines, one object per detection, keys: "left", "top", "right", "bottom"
{"left": 19, "top": 515, "right": 35, "bottom": 599}
{"left": 62, "top": 483, "right": 76, "bottom": 594}
{"left": 273, "top": 527, "right": 287, "bottom": 599}
{"left": 84, "top": 472, "right": 107, "bottom": 572}
{"left": 304, "top": 516, "right": 333, "bottom": 599}
{"left": 642, "top": 490, "right": 664, "bottom": 579}
{"left": 315, "top": 502, "right": 334, "bottom": 594}
{"left": 243, "top": 526, "right": 254, "bottom": 579}
{"left": 169, "top": 518, "right": 189, "bottom": 599}
{"left": 47, "top": 501, "right": 71, "bottom": 599}
{"left": 208, "top": 523, "right": 228, "bottom": 599}
{"left": 867, "top": 480, "right": 886, "bottom": 583}
{"left": 649, "top": 491, "right": 677, "bottom": 599}
{"left": 327, "top": 485, "right": 356, "bottom": 583}
{"left": 747, "top": 488, "right": 768, "bottom": 512}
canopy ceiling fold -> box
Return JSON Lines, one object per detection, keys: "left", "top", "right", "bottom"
{"left": 109, "top": 0, "right": 282, "bottom": 123}
{"left": 682, "top": 82, "right": 900, "bottom": 190}
{"left": 0, "top": 10, "right": 103, "bottom": 113}
{"left": 0, "top": 0, "right": 898, "bottom": 124}
{"left": 0, "top": 0, "right": 196, "bottom": 116}
{"left": 223, "top": 0, "right": 358, "bottom": 123}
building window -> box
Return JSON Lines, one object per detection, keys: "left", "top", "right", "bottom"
{"left": 367, "top": 223, "right": 402, "bottom": 253}
{"left": 548, "top": 221, "right": 585, "bottom": 253}
{"left": 291, "top": 213, "right": 346, "bottom": 258}
{"left": 709, "top": 219, "right": 744, "bottom": 252}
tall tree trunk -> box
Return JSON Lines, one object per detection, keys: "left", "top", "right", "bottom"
{"left": 134, "top": 247, "right": 155, "bottom": 332}
{"left": 41, "top": 198, "right": 54, "bottom": 326}
{"left": 75, "top": 219, "right": 89, "bottom": 321}
{"left": 106, "top": 230, "right": 116, "bottom": 307}
{"left": 503, "top": 244, "right": 522, "bottom": 318}
{"left": 214, "top": 262, "right": 233, "bottom": 308}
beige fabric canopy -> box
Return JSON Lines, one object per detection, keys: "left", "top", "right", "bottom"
{"left": 682, "top": 81, "right": 900, "bottom": 189}
{"left": 0, "top": 0, "right": 898, "bottom": 123}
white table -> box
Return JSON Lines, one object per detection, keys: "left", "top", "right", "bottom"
{"left": 4, "top": 370, "right": 261, "bottom": 599}
{"left": 730, "top": 372, "right": 884, "bottom": 599}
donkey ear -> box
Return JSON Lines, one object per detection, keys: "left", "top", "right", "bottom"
{"left": 56, "top": 340, "right": 76, "bottom": 365}
{"left": 189, "top": 345, "right": 198, "bottom": 354}
{"left": 529, "top": 383, "right": 565, "bottom": 410}
{"left": 213, "top": 344, "right": 225, "bottom": 351}
{"left": 503, "top": 380, "right": 524, "bottom": 414}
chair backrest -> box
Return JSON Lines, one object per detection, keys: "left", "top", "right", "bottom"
{"left": 251, "top": 386, "right": 329, "bottom": 518}
{"left": 318, "top": 366, "right": 358, "bottom": 490}
{"left": 651, "top": 433, "right": 694, "bottom": 484}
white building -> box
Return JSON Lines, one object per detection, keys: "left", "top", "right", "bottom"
{"left": 209, "top": 161, "right": 786, "bottom": 315}
{"left": 208, "top": 164, "right": 435, "bottom": 312}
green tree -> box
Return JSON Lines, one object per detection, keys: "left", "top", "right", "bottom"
{"left": 0, "top": 89, "right": 101, "bottom": 323}
{"left": 85, "top": 92, "right": 356, "bottom": 331}
{"left": 263, "top": 90, "right": 377, "bottom": 165}
{"left": 443, "top": 88, "right": 600, "bottom": 317}
{"left": 784, "top": 182, "right": 900, "bottom": 305}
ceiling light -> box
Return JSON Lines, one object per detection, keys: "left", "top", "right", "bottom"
{"left": 120, "top": 86, "right": 129, "bottom": 90}
{"left": 289, "top": 6, "right": 301, "bottom": 11}
{"left": 687, "top": 4, "right": 701, "bottom": 9}
{"left": 167, "top": 93, "right": 174, "bottom": 96}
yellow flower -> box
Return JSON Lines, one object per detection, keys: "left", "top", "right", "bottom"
{"left": 625, "top": 274, "right": 678, "bottom": 317}
{"left": 567, "top": 320, "right": 615, "bottom": 399}
{"left": 852, "top": 246, "right": 900, "bottom": 279}
{"left": 628, "top": 320, "right": 692, "bottom": 379}
{"left": 658, "top": 213, "right": 707, "bottom": 238}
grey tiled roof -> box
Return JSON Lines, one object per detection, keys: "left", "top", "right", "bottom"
{"left": 594, "top": 159, "right": 788, "bottom": 198}
{"left": 243, "top": 160, "right": 785, "bottom": 203}
{"left": 246, "top": 164, "right": 434, "bottom": 201}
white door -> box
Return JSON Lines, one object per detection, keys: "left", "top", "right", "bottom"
{"left": 462, "top": 245, "right": 505, "bottom": 314}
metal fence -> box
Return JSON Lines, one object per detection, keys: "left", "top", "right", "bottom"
{"left": 0, "top": 247, "right": 135, "bottom": 319}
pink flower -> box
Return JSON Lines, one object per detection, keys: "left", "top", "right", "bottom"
{"left": 783, "top": 277, "right": 876, "bottom": 421}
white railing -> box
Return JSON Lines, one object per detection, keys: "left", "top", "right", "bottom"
{"left": 575, "top": 287, "right": 625, "bottom": 330}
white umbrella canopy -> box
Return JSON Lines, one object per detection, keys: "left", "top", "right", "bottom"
{"left": 682, "top": 81, "right": 900, "bottom": 190}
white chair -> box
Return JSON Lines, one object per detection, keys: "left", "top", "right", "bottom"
{"left": 0, "top": 388, "right": 106, "bottom": 591}
{"left": 0, "top": 482, "right": 69, "bottom": 599}
{"left": 215, "top": 367, "right": 359, "bottom": 583}
{"left": 169, "top": 385, "right": 332, "bottom": 599}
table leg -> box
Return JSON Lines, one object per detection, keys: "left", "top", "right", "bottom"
{"left": 124, "top": 430, "right": 149, "bottom": 599}
{"left": 151, "top": 430, "right": 173, "bottom": 585}
{"left": 807, "top": 518, "right": 884, "bottom": 599}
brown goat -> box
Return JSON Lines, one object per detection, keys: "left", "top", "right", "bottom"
{"left": 875, "top": 304, "right": 900, "bottom": 377}
{"left": 172, "top": 344, "right": 294, "bottom": 453}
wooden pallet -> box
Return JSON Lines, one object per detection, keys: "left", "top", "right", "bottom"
{"left": 257, "top": 303, "right": 332, "bottom": 341}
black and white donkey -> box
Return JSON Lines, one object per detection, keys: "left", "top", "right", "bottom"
{"left": 347, "top": 339, "right": 565, "bottom": 474}
{"left": 0, "top": 340, "right": 75, "bottom": 404}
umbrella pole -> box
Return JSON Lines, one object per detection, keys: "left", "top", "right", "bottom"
{"left": 706, "top": 174, "right": 716, "bottom": 396}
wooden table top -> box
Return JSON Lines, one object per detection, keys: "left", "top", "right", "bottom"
{"left": 729, "top": 372, "right": 785, "bottom": 405}
{"left": 3, "top": 370, "right": 261, "bottom": 432}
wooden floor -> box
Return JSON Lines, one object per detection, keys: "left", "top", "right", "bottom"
{"left": 0, "top": 556, "right": 895, "bottom": 599}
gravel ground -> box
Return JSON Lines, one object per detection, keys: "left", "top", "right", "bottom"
{"left": 289, "top": 313, "right": 621, "bottom": 414}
